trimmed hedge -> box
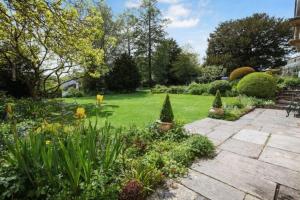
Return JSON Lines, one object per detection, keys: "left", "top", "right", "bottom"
{"left": 229, "top": 67, "right": 255, "bottom": 81}
{"left": 209, "top": 80, "right": 231, "bottom": 95}
{"left": 237, "top": 72, "right": 276, "bottom": 98}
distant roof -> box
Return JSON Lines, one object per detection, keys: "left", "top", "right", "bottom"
{"left": 61, "top": 80, "right": 79, "bottom": 88}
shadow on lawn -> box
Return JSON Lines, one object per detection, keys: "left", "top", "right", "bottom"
{"left": 75, "top": 90, "right": 150, "bottom": 101}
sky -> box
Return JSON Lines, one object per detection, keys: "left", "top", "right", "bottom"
{"left": 106, "top": 0, "right": 295, "bottom": 62}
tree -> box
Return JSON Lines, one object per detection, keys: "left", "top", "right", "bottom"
{"left": 0, "top": 0, "right": 105, "bottom": 98}
{"left": 105, "top": 53, "right": 141, "bottom": 92}
{"left": 118, "top": 10, "right": 138, "bottom": 56}
{"left": 153, "top": 38, "right": 182, "bottom": 85}
{"left": 205, "top": 13, "right": 293, "bottom": 73}
{"left": 171, "top": 51, "right": 199, "bottom": 85}
{"left": 134, "top": 0, "right": 166, "bottom": 87}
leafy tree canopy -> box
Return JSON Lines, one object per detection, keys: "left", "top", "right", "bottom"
{"left": 0, "top": 0, "right": 106, "bottom": 97}
{"left": 205, "top": 13, "right": 293, "bottom": 73}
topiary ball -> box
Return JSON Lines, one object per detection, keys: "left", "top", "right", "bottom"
{"left": 229, "top": 67, "right": 255, "bottom": 81}
{"left": 237, "top": 72, "right": 276, "bottom": 98}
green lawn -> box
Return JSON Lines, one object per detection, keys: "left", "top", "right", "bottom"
{"left": 64, "top": 91, "right": 236, "bottom": 127}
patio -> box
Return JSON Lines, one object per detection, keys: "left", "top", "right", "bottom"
{"left": 150, "top": 109, "right": 300, "bottom": 200}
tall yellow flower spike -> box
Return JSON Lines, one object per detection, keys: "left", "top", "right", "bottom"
{"left": 75, "top": 107, "right": 86, "bottom": 119}
{"left": 96, "top": 94, "right": 104, "bottom": 105}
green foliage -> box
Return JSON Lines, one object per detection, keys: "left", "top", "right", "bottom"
{"left": 3, "top": 121, "right": 123, "bottom": 198}
{"left": 229, "top": 67, "right": 255, "bottom": 81}
{"left": 64, "top": 87, "right": 84, "bottom": 98}
{"left": 206, "top": 13, "right": 293, "bottom": 72}
{"left": 1, "top": 115, "right": 215, "bottom": 199}
{"left": 171, "top": 51, "right": 199, "bottom": 84}
{"left": 187, "top": 82, "right": 210, "bottom": 95}
{"left": 160, "top": 95, "right": 174, "bottom": 123}
{"left": 197, "top": 65, "right": 224, "bottom": 83}
{"left": 209, "top": 95, "right": 274, "bottom": 121}
{"left": 212, "top": 90, "right": 223, "bottom": 108}
{"left": 0, "top": 0, "right": 106, "bottom": 97}
{"left": 282, "top": 77, "right": 300, "bottom": 88}
{"left": 209, "top": 80, "right": 232, "bottom": 95}
{"left": 106, "top": 54, "right": 141, "bottom": 92}
{"left": 151, "top": 85, "right": 187, "bottom": 94}
{"left": 167, "top": 86, "right": 187, "bottom": 94}
{"left": 153, "top": 39, "right": 182, "bottom": 85}
{"left": 237, "top": 72, "right": 276, "bottom": 98}
{"left": 151, "top": 85, "right": 170, "bottom": 94}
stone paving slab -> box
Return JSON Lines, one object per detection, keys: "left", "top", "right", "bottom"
{"left": 277, "top": 185, "right": 300, "bottom": 200}
{"left": 148, "top": 180, "right": 208, "bottom": 200}
{"left": 259, "top": 147, "right": 300, "bottom": 172}
{"left": 195, "top": 151, "right": 300, "bottom": 191}
{"left": 233, "top": 129, "right": 269, "bottom": 145}
{"left": 267, "top": 134, "right": 300, "bottom": 154}
{"left": 220, "top": 139, "right": 263, "bottom": 158}
{"left": 244, "top": 194, "right": 262, "bottom": 200}
{"left": 180, "top": 170, "right": 245, "bottom": 200}
{"left": 206, "top": 129, "right": 233, "bottom": 143}
{"left": 192, "top": 151, "right": 277, "bottom": 200}
{"left": 261, "top": 125, "right": 300, "bottom": 138}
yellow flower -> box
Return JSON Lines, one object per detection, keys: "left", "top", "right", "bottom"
{"left": 96, "top": 95, "right": 104, "bottom": 105}
{"left": 45, "top": 140, "right": 51, "bottom": 145}
{"left": 75, "top": 107, "right": 86, "bottom": 119}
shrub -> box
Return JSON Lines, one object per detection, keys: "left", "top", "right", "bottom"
{"left": 237, "top": 72, "right": 276, "bottom": 98}
{"left": 209, "top": 80, "right": 231, "bottom": 95}
{"left": 229, "top": 67, "right": 255, "bottom": 81}
{"left": 151, "top": 85, "right": 168, "bottom": 94}
{"left": 184, "top": 135, "right": 215, "bottom": 157}
{"left": 283, "top": 77, "right": 300, "bottom": 88}
{"left": 64, "top": 87, "right": 84, "bottom": 98}
{"left": 106, "top": 53, "right": 141, "bottom": 92}
{"left": 197, "top": 65, "right": 224, "bottom": 83}
{"left": 167, "top": 86, "right": 187, "bottom": 94}
{"left": 212, "top": 90, "right": 222, "bottom": 108}
{"left": 160, "top": 95, "right": 174, "bottom": 123}
{"left": 187, "top": 82, "right": 209, "bottom": 95}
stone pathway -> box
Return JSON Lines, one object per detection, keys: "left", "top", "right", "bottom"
{"left": 149, "top": 109, "right": 300, "bottom": 200}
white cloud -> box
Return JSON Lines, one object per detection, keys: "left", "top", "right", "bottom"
{"left": 125, "top": 0, "right": 141, "bottom": 8}
{"left": 166, "top": 4, "right": 190, "bottom": 18}
{"left": 158, "top": 0, "right": 178, "bottom": 4}
{"left": 165, "top": 4, "right": 199, "bottom": 28}
{"left": 168, "top": 18, "right": 199, "bottom": 28}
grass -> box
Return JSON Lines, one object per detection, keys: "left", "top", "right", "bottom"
{"left": 63, "top": 91, "right": 236, "bottom": 127}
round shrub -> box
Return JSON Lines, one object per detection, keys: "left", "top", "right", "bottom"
{"left": 237, "top": 72, "right": 276, "bottom": 98}
{"left": 209, "top": 80, "right": 231, "bottom": 95}
{"left": 229, "top": 67, "right": 255, "bottom": 81}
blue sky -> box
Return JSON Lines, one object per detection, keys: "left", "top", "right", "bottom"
{"left": 106, "top": 0, "right": 294, "bottom": 61}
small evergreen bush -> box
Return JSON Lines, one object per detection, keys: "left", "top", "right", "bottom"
{"left": 160, "top": 94, "right": 174, "bottom": 123}
{"left": 237, "top": 72, "right": 276, "bottom": 98}
{"left": 229, "top": 67, "right": 255, "bottom": 81}
{"left": 209, "top": 80, "right": 231, "bottom": 95}
{"left": 212, "top": 90, "right": 222, "bottom": 108}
